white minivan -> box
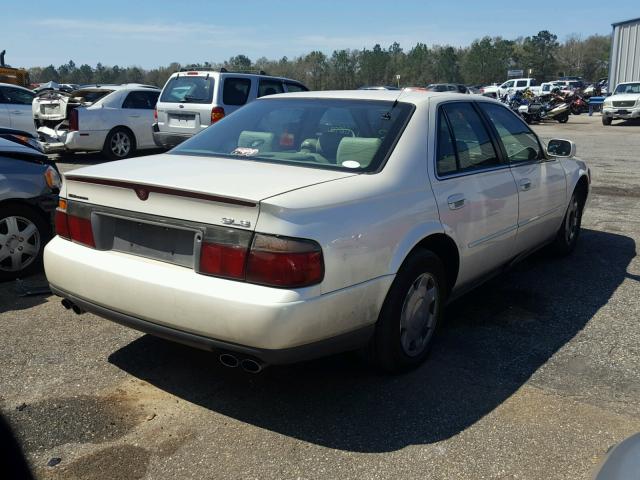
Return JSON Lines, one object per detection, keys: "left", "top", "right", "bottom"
{"left": 152, "top": 69, "right": 308, "bottom": 149}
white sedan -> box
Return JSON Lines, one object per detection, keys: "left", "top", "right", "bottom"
{"left": 44, "top": 90, "right": 590, "bottom": 373}
{"left": 33, "top": 84, "right": 160, "bottom": 159}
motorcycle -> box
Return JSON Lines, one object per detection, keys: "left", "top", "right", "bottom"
{"left": 568, "top": 93, "right": 589, "bottom": 115}
{"left": 543, "top": 100, "right": 571, "bottom": 123}
{"left": 517, "top": 102, "right": 547, "bottom": 124}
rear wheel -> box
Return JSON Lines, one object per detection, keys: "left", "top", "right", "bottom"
{"left": 602, "top": 116, "right": 612, "bottom": 126}
{"left": 369, "top": 250, "right": 446, "bottom": 373}
{"left": 103, "top": 128, "right": 136, "bottom": 160}
{"left": 0, "top": 204, "right": 50, "bottom": 282}
{"left": 557, "top": 114, "right": 569, "bottom": 123}
{"left": 551, "top": 191, "right": 583, "bottom": 255}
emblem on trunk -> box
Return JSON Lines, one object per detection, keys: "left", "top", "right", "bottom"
{"left": 135, "top": 188, "right": 149, "bottom": 201}
{"left": 222, "top": 217, "right": 251, "bottom": 228}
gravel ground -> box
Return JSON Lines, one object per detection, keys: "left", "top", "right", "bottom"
{"left": 1, "top": 114, "right": 639, "bottom": 479}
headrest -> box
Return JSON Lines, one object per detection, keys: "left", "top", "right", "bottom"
{"left": 336, "top": 137, "right": 382, "bottom": 168}
{"left": 237, "top": 131, "right": 274, "bottom": 152}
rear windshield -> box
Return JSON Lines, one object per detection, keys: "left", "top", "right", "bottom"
{"left": 160, "top": 76, "right": 215, "bottom": 104}
{"left": 171, "top": 98, "right": 414, "bottom": 172}
{"left": 70, "top": 89, "right": 113, "bottom": 104}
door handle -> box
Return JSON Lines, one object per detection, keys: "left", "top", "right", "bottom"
{"left": 519, "top": 179, "right": 532, "bottom": 191}
{"left": 447, "top": 194, "right": 466, "bottom": 210}
{"left": 11, "top": 110, "right": 23, "bottom": 114}
{"left": 128, "top": 115, "right": 140, "bottom": 118}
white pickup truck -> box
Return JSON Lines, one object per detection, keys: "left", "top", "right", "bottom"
{"left": 602, "top": 81, "right": 640, "bottom": 125}
{"left": 482, "top": 78, "right": 540, "bottom": 98}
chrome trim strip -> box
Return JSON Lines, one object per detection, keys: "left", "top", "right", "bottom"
{"left": 517, "top": 206, "right": 561, "bottom": 227}
{"left": 468, "top": 224, "right": 518, "bottom": 249}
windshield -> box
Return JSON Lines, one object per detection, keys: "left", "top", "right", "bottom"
{"left": 614, "top": 83, "right": 640, "bottom": 95}
{"left": 160, "top": 76, "right": 215, "bottom": 103}
{"left": 171, "top": 98, "right": 414, "bottom": 172}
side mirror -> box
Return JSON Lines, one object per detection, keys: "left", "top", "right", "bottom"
{"left": 547, "top": 139, "right": 576, "bottom": 158}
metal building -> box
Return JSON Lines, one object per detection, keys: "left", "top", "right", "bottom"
{"left": 609, "top": 17, "right": 640, "bottom": 89}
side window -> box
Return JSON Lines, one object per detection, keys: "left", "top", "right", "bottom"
{"left": 122, "top": 91, "right": 156, "bottom": 109}
{"left": 479, "top": 103, "right": 541, "bottom": 162}
{"left": 258, "top": 79, "right": 284, "bottom": 97}
{"left": 440, "top": 102, "right": 500, "bottom": 173}
{"left": 437, "top": 110, "right": 457, "bottom": 175}
{"left": 515, "top": 80, "right": 527, "bottom": 87}
{"left": 222, "top": 77, "right": 251, "bottom": 106}
{"left": 284, "top": 82, "right": 308, "bottom": 93}
{"left": 3, "top": 87, "right": 34, "bottom": 105}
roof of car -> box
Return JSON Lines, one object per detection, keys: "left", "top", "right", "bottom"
{"left": 0, "top": 82, "right": 34, "bottom": 92}
{"left": 168, "top": 70, "right": 302, "bottom": 83}
{"left": 262, "top": 89, "right": 496, "bottom": 106}
{"left": 74, "top": 83, "right": 159, "bottom": 92}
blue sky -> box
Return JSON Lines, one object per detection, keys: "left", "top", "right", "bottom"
{"left": 3, "top": 0, "right": 639, "bottom": 69}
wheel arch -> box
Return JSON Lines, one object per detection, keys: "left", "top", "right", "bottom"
{"left": 106, "top": 125, "right": 138, "bottom": 150}
{"left": 390, "top": 226, "right": 460, "bottom": 296}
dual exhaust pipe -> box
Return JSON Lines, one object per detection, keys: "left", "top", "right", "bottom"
{"left": 61, "top": 298, "right": 85, "bottom": 315}
{"left": 219, "top": 353, "right": 265, "bottom": 374}
{"left": 60, "top": 299, "right": 265, "bottom": 374}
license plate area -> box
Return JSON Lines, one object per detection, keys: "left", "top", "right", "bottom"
{"left": 168, "top": 113, "right": 196, "bottom": 127}
{"left": 616, "top": 109, "right": 631, "bottom": 115}
{"left": 94, "top": 214, "right": 201, "bottom": 268}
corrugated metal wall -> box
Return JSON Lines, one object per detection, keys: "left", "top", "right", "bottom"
{"left": 610, "top": 19, "right": 640, "bottom": 89}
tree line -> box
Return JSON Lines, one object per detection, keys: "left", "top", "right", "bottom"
{"left": 27, "top": 30, "right": 610, "bottom": 90}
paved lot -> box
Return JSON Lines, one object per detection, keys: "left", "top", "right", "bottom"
{"left": 1, "top": 114, "right": 639, "bottom": 479}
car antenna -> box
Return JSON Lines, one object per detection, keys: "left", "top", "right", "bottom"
{"left": 382, "top": 88, "right": 406, "bottom": 120}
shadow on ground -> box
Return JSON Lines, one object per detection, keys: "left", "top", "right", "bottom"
{"left": 109, "top": 228, "right": 636, "bottom": 453}
{"left": 0, "top": 273, "right": 49, "bottom": 314}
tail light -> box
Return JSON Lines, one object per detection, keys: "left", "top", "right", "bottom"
{"left": 55, "top": 199, "right": 95, "bottom": 248}
{"left": 153, "top": 107, "right": 158, "bottom": 121}
{"left": 68, "top": 109, "right": 79, "bottom": 131}
{"left": 211, "top": 106, "right": 225, "bottom": 123}
{"left": 198, "top": 230, "right": 323, "bottom": 288}
{"left": 246, "top": 234, "right": 323, "bottom": 288}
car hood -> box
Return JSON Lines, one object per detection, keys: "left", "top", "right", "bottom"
{"left": 65, "top": 153, "right": 357, "bottom": 203}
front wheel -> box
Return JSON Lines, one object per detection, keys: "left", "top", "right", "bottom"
{"left": 103, "top": 128, "right": 136, "bottom": 160}
{"left": 369, "top": 250, "right": 446, "bottom": 373}
{"left": 602, "top": 116, "right": 612, "bottom": 126}
{"left": 557, "top": 114, "right": 569, "bottom": 123}
{"left": 0, "top": 204, "right": 50, "bottom": 282}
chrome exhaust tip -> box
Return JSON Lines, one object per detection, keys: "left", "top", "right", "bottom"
{"left": 219, "top": 353, "right": 239, "bottom": 368}
{"left": 240, "top": 358, "right": 263, "bottom": 374}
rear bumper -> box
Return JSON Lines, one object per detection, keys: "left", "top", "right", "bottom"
{"left": 44, "top": 237, "right": 392, "bottom": 363}
{"left": 152, "top": 123, "right": 192, "bottom": 149}
{"left": 50, "top": 285, "right": 374, "bottom": 365}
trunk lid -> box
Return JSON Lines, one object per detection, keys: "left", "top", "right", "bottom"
{"left": 64, "top": 153, "right": 355, "bottom": 229}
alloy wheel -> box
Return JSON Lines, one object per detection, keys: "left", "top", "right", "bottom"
{"left": 565, "top": 197, "right": 580, "bottom": 244}
{"left": 0, "top": 216, "right": 41, "bottom": 272}
{"left": 110, "top": 132, "right": 131, "bottom": 158}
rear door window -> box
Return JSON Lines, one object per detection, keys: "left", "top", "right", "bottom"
{"left": 438, "top": 102, "right": 500, "bottom": 174}
{"left": 122, "top": 91, "right": 159, "bottom": 109}
{"left": 223, "top": 77, "right": 252, "bottom": 105}
{"left": 258, "top": 79, "right": 284, "bottom": 97}
{"left": 160, "top": 76, "right": 215, "bottom": 104}
{"left": 284, "top": 82, "right": 308, "bottom": 93}
{"left": 516, "top": 80, "right": 527, "bottom": 87}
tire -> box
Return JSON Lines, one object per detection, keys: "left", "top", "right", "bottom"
{"left": 0, "top": 204, "right": 50, "bottom": 282}
{"left": 557, "top": 114, "right": 569, "bottom": 123}
{"left": 103, "top": 127, "right": 136, "bottom": 160}
{"left": 368, "top": 250, "right": 447, "bottom": 373}
{"left": 551, "top": 191, "right": 583, "bottom": 256}
{"left": 602, "top": 116, "right": 612, "bottom": 126}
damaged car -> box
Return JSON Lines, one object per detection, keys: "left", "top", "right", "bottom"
{"left": 33, "top": 84, "right": 160, "bottom": 159}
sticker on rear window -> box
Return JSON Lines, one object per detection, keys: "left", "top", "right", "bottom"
{"left": 341, "top": 160, "right": 361, "bottom": 169}
{"left": 231, "top": 147, "right": 260, "bottom": 156}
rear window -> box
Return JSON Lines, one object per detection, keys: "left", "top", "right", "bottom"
{"left": 70, "top": 89, "right": 113, "bottom": 104}
{"left": 171, "top": 98, "right": 414, "bottom": 173}
{"left": 160, "top": 76, "right": 215, "bottom": 104}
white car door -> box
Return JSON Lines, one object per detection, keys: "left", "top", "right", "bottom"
{"left": 0, "top": 86, "right": 36, "bottom": 133}
{"left": 430, "top": 101, "right": 519, "bottom": 288}
{"left": 120, "top": 90, "right": 159, "bottom": 148}
{"left": 478, "top": 102, "right": 567, "bottom": 253}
